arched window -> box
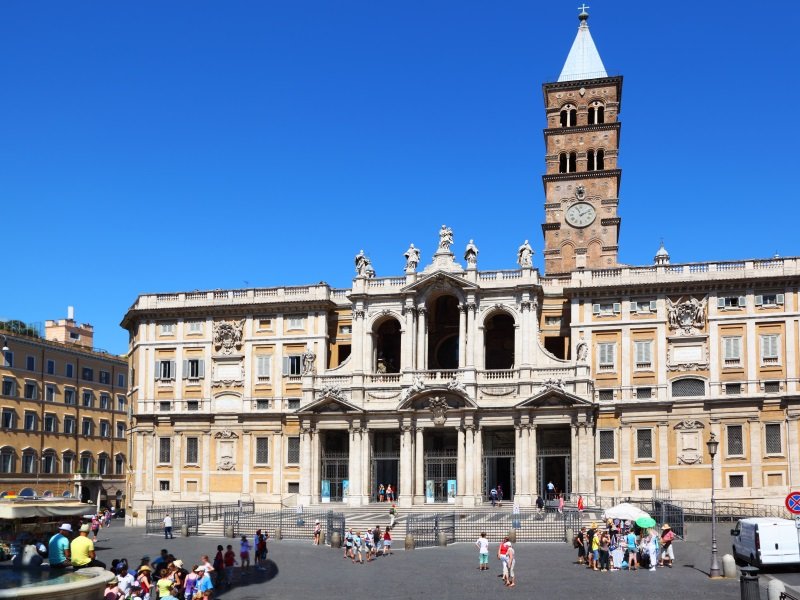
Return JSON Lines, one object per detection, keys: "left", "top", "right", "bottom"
{"left": 42, "top": 450, "right": 57, "bottom": 474}
{"left": 79, "top": 451, "right": 93, "bottom": 474}
{"left": 560, "top": 104, "right": 578, "bottom": 127}
{"left": 559, "top": 152, "right": 578, "bottom": 174}
{"left": 374, "top": 318, "right": 401, "bottom": 373}
{"left": 484, "top": 312, "right": 515, "bottom": 369}
{"left": 115, "top": 454, "right": 125, "bottom": 476}
{"left": 569, "top": 152, "right": 577, "bottom": 173}
{"left": 671, "top": 378, "right": 705, "bottom": 398}
{"left": 587, "top": 150, "right": 595, "bottom": 171}
{"left": 588, "top": 101, "right": 605, "bottom": 125}
{"left": 427, "top": 295, "right": 461, "bottom": 370}
{"left": 62, "top": 451, "right": 74, "bottom": 474}
{"left": 559, "top": 153, "right": 567, "bottom": 173}
{"left": 596, "top": 148, "right": 605, "bottom": 170}
{"left": 21, "top": 449, "right": 37, "bottom": 474}
{"left": 0, "top": 447, "right": 15, "bottom": 473}
{"left": 97, "top": 453, "right": 109, "bottom": 475}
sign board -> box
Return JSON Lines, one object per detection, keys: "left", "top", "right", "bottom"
{"left": 785, "top": 491, "right": 800, "bottom": 514}
{"left": 321, "top": 480, "right": 330, "bottom": 503}
{"left": 795, "top": 515, "right": 800, "bottom": 529}
{"left": 425, "top": 480, "right": 435, "bottom": 504}
{"left": 447, "top": 480, "right": 457, "bottom": 503}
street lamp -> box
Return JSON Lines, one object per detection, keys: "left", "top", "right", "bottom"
{"left": 707, "top": 432, "right": 721, "bottom": 578}
{"left": 1, "top": 335, "right": 8, "bottom": 352}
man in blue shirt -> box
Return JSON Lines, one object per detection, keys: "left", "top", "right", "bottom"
{"left": 48, "top": 524, "right": 72, "bottom": 569}
{"left": 196, "top": 566, "right": 214, "bottom": 597}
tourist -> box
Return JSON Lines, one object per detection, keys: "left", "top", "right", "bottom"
{"left": 382, "top": 527, "right": 393, "bottom": 555}
{"left": 254, "top": 529, "right": 268, "bottom": 571}
{"left": 504, "top": 541, "right": 516, "bottom": 588}
{"left": 558, "top": 494, "right": 565, "bottom": 514}
{"left": 378, "top": 483, "right": 385, "bottom": 503}
{"left": 48, "top": 523, "right": 72, "bottom": 569}
{"left": 155, "top": 567, "right": 173, "bottom": 598}
{"left": 117, "top": 565, "right": 136, "bottom": 596}
{"left": 91, "top": 514, "right": 101, "bottom": 542}
{"left": 136, "top": 565, "right": 152, "bottom": 598}
{"left": 195, "top": 565, "right": 214, "bottom": 599}
{"left": 223, "top": 544, "right": 237, "bottom": 587}
{"left": 496, "top": 484, "right": 504, "bottom": 507}
{"left": 183, "top": 565, "right": 199, "bottom": 600}
{"left": 152, "top": 549, "right": 169, "bottom": 570}
{"left": 598, "top": 530, "right": 611, "bottom": 572}
{"left": 625, "top": 528, "right": 639, "bottom": 570}
{"left": 660, "top": 524, "right": 675, "bottom": 568}
{"left": 575, "top": 526, "right": 586, "bottom": 565}
{"left": 240, "top": 535, "right": 251, "bottom": 569}
{"left": 497, "top": 535, "right": 510, "bottom": 578}
{"left": 344, "top": 528, "right": 354, "bottom": 560}
{"left": 163, "top": 513, "right": 174, "bottom": 540}
{"left": 475, "top": 532, "right": 489, "bottom": 571}
{"left": 546, "top": 480, "right": 555, "bottom": 499}
{"left": 490, "top": 487, "right": 498, "bottom": 507}
{"left": 386, "top": 484, "right": 394, "bottom": 503}
{"left": 313, "top": 520, "right": 321, "bottom": 545}
{"left": 590, "top": 529, "right": 600, "bottom": 571}
{"left": 352, "top": 531, "right": 363, "bottom": 564}
{"left": 200, "top": 554, "right": 214, "bottom": 576}
{"left": 646, "top": 529, "right": 660, "bottom": 571}
{"left": 388, "top": 503, "right": 397, "bottom": 528}
{"left": 71, "top": 523, "right": 106, "bottom": 569}
{"left": 373, "top": 525, "right": 382, "bottom": 557}
{"left": 577, "top": 495, "right": 585, "bottom": 513}
{"left": 104, "top": 573, "right": 122, "bottom": 600}
{"left": 212, "top": 545, "right": 224, "bottom": 586}
{"left": 535, "top": 494, "right": 544, "bottom": 514}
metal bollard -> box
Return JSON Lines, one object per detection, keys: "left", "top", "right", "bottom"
{"left": 275, "top": 527, "right": 282, "bottom": 540}
{"left": 405, "top": 534, "right": 415, "bottom": 551}
{"left": 224, "top": 525, "right": 234, "bottom": 538}
{"left": 739, "top": 566, "right": 759, "bottom": 600}
{"left": 319, "top": 530, "right": 326, "bottom": 546}
{"left": 437, "top": 532, "right": 448, "bottom": 547}
{"left": 330, "top": 531, "right": 341, "bottom": 548}
{"left": 180, "top": 524, "right": 189, "bottom": 538}
{"left": 508, "top": 530, "right": 517, "bottom": 544}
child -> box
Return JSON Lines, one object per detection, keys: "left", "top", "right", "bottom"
{"left": 475, "top": 532, "right": 489, "bottom": 570}
{"left": 382, "top": 527, "right": 393, "bottom": 556}
{"left": 239, "top": 535, "right": 251, "bottom": 570}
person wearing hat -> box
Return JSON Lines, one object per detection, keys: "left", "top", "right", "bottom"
{"left": 71, "top": 523, "right": 106, "bottom": 569}
{"left": 659, "top": 524, "right": 675, "bottom": 568}
{"left": 48, "top": 523, "right": 73, "bottom": 569}
{"left": 136, "top": 564, "right": 152, "bottom": 598}
{"left": 195, "top": 565, "right": 214, "bottom": 598}
{"left": 313, "top": 519, "right": 321, "bottom": 545}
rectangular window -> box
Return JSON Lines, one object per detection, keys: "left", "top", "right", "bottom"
{"left": 282, "top": 355, "right": 302, "bottom": 376}
{"left": 2, "top": 408, "right": 15, "bottom": 429}
{"left": 115, "top": 456, "right": 124, "bottom": 475}
{"left": 727, "top": 424, "right": 744, "bottom": 456}
{"left": 599, "top": 430, "right": 615, "bottom": 460}
{"left": 46, "top": 359, "right": 55, "bottom": 375}
{"left": 99, "top": 394, "right": 110, "bottom": 410}
{"left": 636, "top": 387, "right": 652, "bottom": 400}
{"left": 2, "top": 378, "right": 16, "bottom": 397}
{"left": 723, "top": 336, "right": 742, "bottom": 366}
{"left": 44, "top": 414, "right": 57, "bottom": 433}
{"left": 287, "top": 437, "right": 300, "bottom": 464}
{"left": 186, "top": 437, "right": 199, "bottom": 463}
{"left": 257, "top": 318, "right": 273, "bottom": 331}
{"left": 186, "top": 400, "right": 199, "bottom": 411}
{"left": 187, "top": 320, "right": 203, "bottom": 334}
{"left": 765, "top": 423, "right": 782, "bottom": 455}
{"left": 65, "top": 363, "right": 74, "bottom": 378}
{"left": 24, "top": 411, "right": 36, "bottom": 431}
{"left": 159, "top": 480, "right": 170, "bottom": 491}
{"left": 637, "top": 477, "right": 654, "bottom": 491}
{"left": 256, "top": 355, "right": 272, "bottom": 380}
{"left": 64, "top": 417, "right": 76, "bottom": 434}
{"left": 117, "top": 395, "right": 126, "bottom": 412}
{"left": 81, "top": 367, "right": 94, "bottom": 382}
{"left": 81, "top": 418, "right": 93, "bottom": 436}
{"left": 255, "top": 437, "right": 269, "bottom": 465}
{"left": 159, "top": 401, "right": 171, "bottom": 412}
{"left": 116, "top": 422, "right": 125, "bottom": 438}
{"left": 0, "top": 452, "right": 12, "bottom": 473}
{"left": 634, "top": 340, "right": 652, "bottom": 369}
{"left": 760, "top": 334, "right": 780, "bottom": 365}
{"left": 100, "top": 421, "right": 110, "bottom": 438}
{"left": 160, "top": 323, "right": 175, "bottom": 336}
{"left": 24, "top": 381, "right": 37, "bottom": 399}
{"left": 632, "top": 300, "right": 658, "bottom": 314}
{"left": 3, "top": 351, "right": 13, "bottom": 368}
{"left": 62, "top": 454, "right": 73, "bottom": 473}
{"left": 97, "top": 456, "right": 108, "bottom": 475}
{"left": 725, "top": 383, "right": 742, "bottom": 395}
{"left": 159, "top": 437, "right": 171, "bottom": 463}
{"left": 718, "top": 295, "right": 746, "bottom": 309}
{"left": 156, "top": 360, "right": 176, "bottom": 381}
{"left": 636, "top": 429, "right": 653, "bottom": 459}
{"left": 764, "top": 380, "right": 781, "bottom": 394}
{"left": 286, "top": 315, "right": 305, "bottom": 330}
{"left": 45, "top": 385, "right": 55, "bottom": 402}
{"left": 544, "top": 316, "right": 562, "bottom": 326}
{"left": 117, "top": 373, "right": 125, "bottom": 388}
{"left": 755, "top": 293, "right": 784, "bottom": 307}
{"left": 339, "top": 325, "right": 352, "bottom": 335}
{"left": 287, "top": 398, "right": 301, "bottom": 410}
{"left": 99, "top": 371, "right": 110, "bottom": 385}
{"left": 598, "top": 343, "right": 615, "bottom": 370}
{"left": 592, "top": 302, "right": 621, "bottom": 317}
{"left": 184, "top": 358, "right": 204, "bottom": 380}
{"left": 64, "top": 388, "right": 76, "bottom": 405}
{"left": 256, "top": 399, "right": 270, "bottom": 410}
{"left": 597, "top": 389, "right": 614, "bottom": 402}
{"left": 82, "top": 390, "right": 94, "bottom": 407}
{"left": 728, "top": 474, "right": 744, "bottom": 488}
{"left": 22, "top": 453, "right": 36, "bottom": 474}
{"left": 287, "top": 481, "right": 300, "bottom": 494}
{"left": 26, "top": 355, "right": 35, "bottom": 371}
{"left": 42, "top": 453, "right": 56, "bottom": 474}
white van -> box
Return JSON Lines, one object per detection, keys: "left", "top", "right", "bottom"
{"left": 731, "top": 517, "right": 800, "bottom": 567}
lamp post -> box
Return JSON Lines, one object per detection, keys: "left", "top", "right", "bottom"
{"left": 1, "top": 335, "right": 8, "bottom": 352}
{"left": 707, "top": 432, "right": 721, "bottom": 578}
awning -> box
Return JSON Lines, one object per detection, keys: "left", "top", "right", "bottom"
{"left": 0, "top": 501, "right": 91, "bottom": 520}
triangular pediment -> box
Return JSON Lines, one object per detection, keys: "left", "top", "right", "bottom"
{"left": 297, "top": 395, "right": 364, "bottom": 414}
{"left": 401, "top": 270, "right": 478, "bottom": 294}
{"left": 516, "top": 386, "right": 593, "bottom": 408}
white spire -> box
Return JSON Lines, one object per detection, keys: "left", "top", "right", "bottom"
{"left": 558, "top": 7, "right": 607, "bottom": 82}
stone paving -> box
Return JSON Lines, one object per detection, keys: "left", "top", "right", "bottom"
{"left": 89, "top": 522, "right": 753, "bottom": 600}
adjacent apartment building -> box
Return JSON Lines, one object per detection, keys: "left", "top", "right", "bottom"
{"left": 0, "top": 313, "right": 129, "bottom": 508}
{"left": 121, "top": 10, "right": 800, "bottom": 518}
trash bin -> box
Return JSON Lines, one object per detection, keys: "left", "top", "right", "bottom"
{"left": 739, "top": 566, "right": 759, "bottom": 600}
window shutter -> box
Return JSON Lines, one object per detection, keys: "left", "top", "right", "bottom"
{"left": 592, "top": 303, "right": 600, "bottom": 314}
{"left": 630, "top": 301, "right": 638, "bottom": 314}
{"left": 154, "top": 361, "right": 160, "bottom": 380}
{"left": 649, "top": 300, "right": 657, "bottom": 312}
{"left": 738, "top": 296, "right": 746, "bottom": 307}
{"left": 717, "top": 297, "right": 725, "bottom": 309}
{"left": 198, "top": 360, "right": 205, "bottom": 378}
{"left": 182, "top": 360, "right": 188, "bottom": 379}
{"left": 754, "top": 295, "right": 763, "bottom": 306}
{"left": 282, "top": 357, "right": 290, "bottom": 375}
{"left": 613, "top": 302, "right": 621, "bottom": 314}
{"left": 776, "top": 293, "right": 785, "bottom": 305}
{"left": 170, "top": 360, "right": 176, "bottom": 380}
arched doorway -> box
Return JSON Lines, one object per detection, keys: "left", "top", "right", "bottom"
{"left": 427, "top": 295, "right": 460, "bottom": 370}
{"left": 484, "top": 312, "right": 515, "bottom": 369}
{"left": 374, "top": 318, "right": 401, "bottom": 373}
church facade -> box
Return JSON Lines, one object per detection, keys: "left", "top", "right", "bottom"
{"left": 122, "top": 11, "right": 800, "bottom": 519}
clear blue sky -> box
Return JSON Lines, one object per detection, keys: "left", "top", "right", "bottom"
{"left": 1, "top": 2, "right": 796, "bottom": 354}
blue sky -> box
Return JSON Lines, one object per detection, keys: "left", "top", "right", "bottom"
{"left": 1, "top": 2, "right": 796, "bottom": 354}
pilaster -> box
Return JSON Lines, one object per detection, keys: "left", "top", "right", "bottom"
{"left": 400, "top": 425, "right": 413, "bottom": 506}
{"left": 456, "top": 425, "right": 466, "bottom": 503}
{"left": 414, "top": 426, "right": 425, "bottom": 503}
{"left": 749, "top": 418, "right": 762, "bottom": 490}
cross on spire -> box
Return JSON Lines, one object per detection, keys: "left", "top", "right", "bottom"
{"left": 578, "top": 3, "right": 590, "bottom": 14}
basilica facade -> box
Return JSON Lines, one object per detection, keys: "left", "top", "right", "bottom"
{"left": 122, "top": 11, "right": 800, "bottom": 519}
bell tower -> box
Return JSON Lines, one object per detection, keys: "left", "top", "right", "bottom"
{"left": 541, "top": 8, "right": 622, "bottom": 274}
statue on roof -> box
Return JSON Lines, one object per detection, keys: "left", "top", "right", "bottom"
{"left": 464, "top": 239, "right": 479, "bottom": 268}
{"left": 404, "top": 244, "right": 421, "bottom": 273}
{"left": 354, "top": 250, "right": 373, "bottom": 278}
{"left": 517, "top": 240, "right": 534, "bottom": 268}
{"left": 437, "top": 225, "right": 454, "bottom": 252}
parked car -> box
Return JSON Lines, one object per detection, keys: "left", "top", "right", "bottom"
{"left": 731, "top": 517, "right": 800, "bottom": 567}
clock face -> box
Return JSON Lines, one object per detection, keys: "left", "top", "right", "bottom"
{"left": 565, "top": 202, "right": 596, "bottom": 228}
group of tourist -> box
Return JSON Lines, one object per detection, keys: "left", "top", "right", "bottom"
{"left": 376, "top": 483, "right": 395, "bottom": 502}
{"left": 342, "top": 526, "right": 393, "bottom": 563}
{"left": 474, "top": 532, "right": 516, "bottom": 588}
{"left": 574, "top": 520, "right": 676, "bottom": 572}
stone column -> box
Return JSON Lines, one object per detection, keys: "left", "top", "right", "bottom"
{"left": 416, "top": 308, "right": 427, "bottom": 370}
{"left": 311, "top": 429, "right": 321, "bottom": 501}
{"left": 749, "top": 418, "right": 762, "bottom": 490}
{"left": 520, "top": 424, "right": 530, "bottom": 500}
{"left": 466, "top": 302, "right": 476, "bottom": 368}
{"left": 464, "top": 425, "right": 475, "bottom": 505}
{"left": 514, "top": 424, "right": 523, "bottom": 496}
{"left": 474, "top": 426, "right": 483, "bottom": 500}
{"left": 299, "top": 427, "right": 312, "bottom": 503}
{"left": 529, "top": 425, "right": 538, "bottom": 499}
{"left": 400, "top": 425, "right": 413, "bottom": 506}
{"left": 351, "top": 309, "right": 365, "bottom": 372}
{"left": 414, "top": 426, "right": 425, "bottom": 503}
{"left": 456, "top": 426, "right": 466, "bottom": 502}
{"left": 570, "top": 423, "right": 579, "bottom": 495}
{"left": 348, "top": 425, "right": 362, "bottom": 505}
{"left": 402, "top": 306, "right": 415, "bottom": 371}
{"left": 458, "top": 305, "right": 467, "bottom": 368}
{"left": 658, "top": 422, "right": 669, "bottom": 490}
{"left": 361, "top": 428, "right": 371, "bottom": 499}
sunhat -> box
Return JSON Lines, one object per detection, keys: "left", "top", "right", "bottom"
{"left": 59, "top": 523, "right": 73, "bottom": 533}
{"left": 137, "top": 565, "right": 152, "bottom": 572}
{"left": 661, "top": 523, "right": 671, "bottom": 530}
{"left": 195, "top": 566, "right": 205, "bottom": 573}
{"left": 79, "top": 524, "right": 91, "bottom": 532}
{"left": 173, "top": 560, "right": 184, "bottom": 569}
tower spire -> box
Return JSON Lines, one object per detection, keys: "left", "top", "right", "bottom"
{"left": 558, "top": 6, "right": 607, "bottom": 82}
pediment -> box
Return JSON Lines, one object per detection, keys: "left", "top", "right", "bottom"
{"left": 297, "top": 396, "right": 364, "bottom": 414}
{"left": 516, "top": 386, "right": 593, "bottom": 409}
{"left": 401, "top": 270, "right": 478, "bottom": 294}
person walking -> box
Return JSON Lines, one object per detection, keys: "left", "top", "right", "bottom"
{"left": 344, "top": 528, "right": 354, "bottom": 560}
{"left": 625, "top": 528, "right": 638, "bottom": 570}
{"left": 475, "top": 532, "right": 489, "bottom": 571}
{"left": 163, "top": 513, "right": 174, "bottom": 540}
{"left": 223, "top": 544, "right": 237, "bottom": 587}
{"left": 498, "top": 537, "right": 510, "bottom": 584}
{"left": 239, "top": 535, "right": 251, "bottom": 570}
{"left": 91, "top": 514, "right": 101, "bottom": 542}
{"left": 577, "top": 495, "right": 585, "bottom": 513}
{"left": 382, "top": 527, "right": 393, "bottom": 555}
{"left": 496, "top": 484, "right": 504, "bottom": 507}
{"left": 386, "top": 484, "right": 394, "bottom": 503}
{"left": 378, "top": 484, "right": 385, "bottom": 503}
{"left": 504, "top": 542, "right": 516, "bottom": 588}
{"left": 48, "top": 523, "right": 72, "bottom": 569}
{"left": 659, "top": 524, "right": 675, "bottom": 568}
{"left": 558, "top": 494, "right": 565, "bottom": 514}
{"left": 388, "top": 503, "right": 397, "bottom": 528}
{"left": 313, "top": 519, "right": 321, "bottom": 545}
{"left": 647, "top": 529, "right": 660, "bottom": 571}
{"left": 490, "top": 487, "right": 498, "bottom": 508}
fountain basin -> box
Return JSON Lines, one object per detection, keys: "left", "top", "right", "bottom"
{"left": 0, "top": 566, "right": 114, "bottom": 600}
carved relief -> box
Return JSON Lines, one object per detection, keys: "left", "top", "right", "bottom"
{"left": 479, "top": 386, "right": 516, "bottom": 397}
{"left": 446, "top": 374, "right": 466, "bottom": 393}
{"left": 319, "top": 384, "right": 349, "bottom": 404}
{"left": 214, "top": 429, "right": 239, "bottom": 439}
{"left": 367, "top": 390, "right": 401, "bottom": 400}
{"left": 535, "top": 378, "right": 567, "bottom": 394}
{"left": 674, "top": 419, "right": 704, "bottom": 465}
{"left": 302, "top": 348, "right": 316, "bottom": 375}
{"left": 428, "top": 396, "right": 449, "bottom": 427}
{"left": 666, "top": 297, "right": 707, "bottom": 335}
{"left": 401, "top": 376, "right": 426, "bottom": 402}
{"left": 213, "top": 320, "right": 244, "bottom": 355}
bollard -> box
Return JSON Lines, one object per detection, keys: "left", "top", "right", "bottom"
{"left": 180, "top": 524, "right": 189, "bottom": 538}
{"left": 767, "top": 579, "right": 785, "bottom": 600}
{"left": 319, "top": 530, "right": 326, "bottom": 546}
{"left": 275, "top": 527, "right": 282, "bottom": 540}
{"left": 721, "top": 554, "right": 737, "bottom": 578}
{"left": 739, "top": 566, "right": 759, "bottom": 600}
{"left": 437, "top": 532, "right": 448, "bottom": 547}
{"left": 330, "top": 531, "right": 341, "bottom": 548}
{"left": 565, "top": 528, "right": 574, "bottom": 547}
{"left": 224, "top": 525, "right": 234, "bottom": 538}
{"left": 405, "top": 534, "right": 415, "bottom": 551}
{"left": 508, "top": 530, "right": 517, "bottom": 544}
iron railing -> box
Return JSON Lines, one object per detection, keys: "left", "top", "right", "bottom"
{"left": 406, "top": 513, "right": 456, "bottom": 548}
{"left": 225, "top": 509, "right": 345, "bottom": 545}
{"left": 780, "top": 592, "right": 800, "bottom": 600}
{"left": 145, "top": 501, "right": 255, "bottom": 535}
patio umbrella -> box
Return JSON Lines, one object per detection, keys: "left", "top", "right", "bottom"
{"left": 635, "top": 515, "right": 657, "bottom": 529}
{"left": 603, "top": 503, "right": 650, "bottom": 522}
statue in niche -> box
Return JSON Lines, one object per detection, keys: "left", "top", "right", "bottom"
{"left": 464, "top": 239, "right": 479, "bottom": 267}
{"left": 438, "top": 225, "right": 454, "bottom": 252}
{"left": 517, "top": 240, "right": 534, "bottom": 268}
{"left": 404, "top": 244, "right": 421, "bottom": 273}
{"left": 302, "top": 347, "right": 316, "bottom": 375}
{"left": 576, "top": 341, "right": 588, "bottom": 363}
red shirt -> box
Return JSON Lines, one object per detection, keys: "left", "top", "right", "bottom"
{"left": 383, "top": 530, "right": 391, "bottom": 541}
{"left": 224, "top": 550, "right": 236, "bottom": 567}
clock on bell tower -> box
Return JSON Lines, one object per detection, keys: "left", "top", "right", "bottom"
{"left": 541, "top": 8, "right": 622, "bottom": 274}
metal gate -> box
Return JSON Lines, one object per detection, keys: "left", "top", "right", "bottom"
{"left": 321, "top": 452, "right": 348, "bottom": 502}
{"left": 482, "top": 448, "right": 515, "bottom": 501}
{"left": 370, "top": 450, "right": 400, "bottom": 501}
{"left": 537, "top": 448, "right": 571, "bottom": 500}
{"left": 424, "top": 450, "right": 457, "bottom": 502}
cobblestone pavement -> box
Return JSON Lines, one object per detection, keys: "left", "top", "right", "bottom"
{"left": 94, "top": 524, "right": 743, "bottom": 600}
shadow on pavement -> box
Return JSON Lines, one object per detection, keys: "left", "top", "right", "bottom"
{"left": 216, "top": 561, "right": 279, "bottom": 596}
